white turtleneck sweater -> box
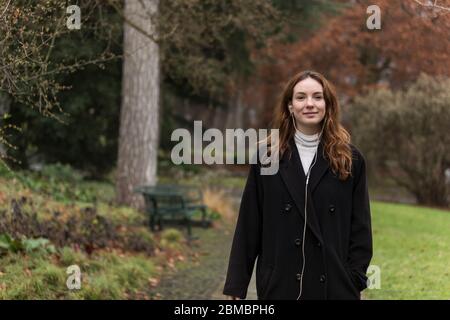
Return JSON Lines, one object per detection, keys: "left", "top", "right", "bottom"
{"left": 294, "top": 130, "right": 320, "bottom": 175}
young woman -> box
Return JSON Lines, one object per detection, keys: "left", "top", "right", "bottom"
{"left": 223, "top": 70, "right": 373, "bottom": 300}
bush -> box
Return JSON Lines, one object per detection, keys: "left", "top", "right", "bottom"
{"left": 350, "top": 74, "right": 450, "bottom": 207}
{"left": 160, "top": 228, "right": 184, "bottom": 250}
{"left": 161, "top": 228, "right": 183, "bottom": 243}
{"left": 0, "top": 198, "right": 155, "bottom": 255}
{"left": 7, "top": 163, "right": 113, "bottom": 203}
{"left": 0, "top": 234, "right": 56, "bottom": 255}
{"left": 123, "top": 227, "right": 156, "bottom": 255}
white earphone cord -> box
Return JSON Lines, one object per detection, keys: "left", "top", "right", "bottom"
{"left": 291, "top": 113, "right": 325, "bottom": 300}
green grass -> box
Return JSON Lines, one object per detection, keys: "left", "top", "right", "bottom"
{"left": 0, "top": 247, "right": 159, "bottom": 299}
{"left": 365, "top": 201, "right": 450, "bottom": 300}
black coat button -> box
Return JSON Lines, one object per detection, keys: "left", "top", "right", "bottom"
{"left": 295, "top": 238, "right": 302, "bottom": 246}
{"left": 284, "top": 203, "right": 292, "bottom": 212}
{"left": 329, "top": 205, "right": 335, "bottom": 213}
{"left": 316, "top": 241, "right": 322, "bottom": 248}
{"left": 296, "top": 273, "right": 302, "bottom": 281}
{"left": 320, "top": 274, "right": 326, "bottom": 283}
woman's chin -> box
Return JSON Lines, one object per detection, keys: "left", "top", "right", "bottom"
{"left": 299, "top": 119, "right": 322, "bottom": 126}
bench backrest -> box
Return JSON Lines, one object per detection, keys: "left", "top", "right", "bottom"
{"left": 135, "top": 184, "right": 203, "bottom": 213}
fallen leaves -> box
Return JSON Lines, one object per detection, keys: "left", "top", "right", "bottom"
{"left": 24, "top": 268, "right": 32, "bottom": 277}
{"left": 148, "top": 277, "right": 159, "bottom": 287}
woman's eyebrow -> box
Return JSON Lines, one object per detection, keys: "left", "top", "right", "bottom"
{"left": 294, "top": 91, "right": 323, "bottom": 95}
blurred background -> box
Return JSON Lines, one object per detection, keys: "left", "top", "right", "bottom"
{"left": 0, "top": 0, "right": 449, "bottom": 300}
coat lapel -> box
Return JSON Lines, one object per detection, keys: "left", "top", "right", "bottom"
{"left": 279, "top": 137, "right": 329, "bottom": 243}
{"left": 308, "top": 139, "right": 330, "bottom": 194}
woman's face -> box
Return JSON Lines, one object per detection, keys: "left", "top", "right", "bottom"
{"left": 289, "top": 77, "right": 326, "bottom": 133}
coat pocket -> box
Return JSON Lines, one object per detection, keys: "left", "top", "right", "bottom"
{"left": 344, "top": 265, "right": 365, "bottom": 294}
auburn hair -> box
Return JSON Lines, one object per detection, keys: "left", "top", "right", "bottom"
{"left": 267, "top": 70, "right": 353, "bottom": 180}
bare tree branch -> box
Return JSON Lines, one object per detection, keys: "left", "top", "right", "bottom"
{"left": 413, "top": 0, "right": 450, "bottom": 12}
{"left": 0, "top": 0, "right": 11, "bottom": 19}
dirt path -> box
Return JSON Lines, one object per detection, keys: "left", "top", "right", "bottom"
{"left": 150, "top": 222, "right": 257, "bottom": 300}
{"left": 150, "top": 187, "right": 257, "bottom": 300}
{"left": 150, "top": 185, "right": 256, "bottom": 300}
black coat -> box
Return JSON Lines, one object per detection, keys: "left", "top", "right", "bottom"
{"left": 223, "top": 138, "right": 373, "bottom": 300}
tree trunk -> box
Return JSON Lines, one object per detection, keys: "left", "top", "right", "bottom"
{"left": 116, "top": 0, "right": 160, "bottom": 209}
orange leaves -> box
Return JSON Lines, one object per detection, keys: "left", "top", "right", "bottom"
{"left": 0, "top": 191, "right": 6, "bottom": 206}
{"left": 245, "top": 0, "right": 450, "bottom": 120}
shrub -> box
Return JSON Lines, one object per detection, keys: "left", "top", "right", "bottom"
{"left": 159, "top": 228, "right": 185, "bottom": 251}
{"left": 124, "top": 227, "right": 156, "bottom": 255}
{"left": 350, "top": 74, "right": 450, "bottom": 207}
{"left": 0, "top": 199, "right": 155, "bottom": 255}
{"left": 0, "top": 234, "right": 55, "bottom": 255}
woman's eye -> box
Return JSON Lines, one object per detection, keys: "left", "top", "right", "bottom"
{"left": 297, "top": 97, "right": 305, "bottom": 100}
{"left": 315, "top": 96, "right": 323, "bottom": 100}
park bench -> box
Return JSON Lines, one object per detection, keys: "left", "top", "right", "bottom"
{"left": 134, "top": 184, "right": 211, "bottom": 238}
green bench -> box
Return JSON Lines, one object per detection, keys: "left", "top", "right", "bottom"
{"left": 134, "top": 184, "right": 211, "bottom": 238}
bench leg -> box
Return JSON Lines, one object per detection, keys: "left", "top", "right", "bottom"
{"left": 149, "top": 214, "right": 156, "bottom": 231}
{"left": 186, "top": 217, "right": 200, "bottom": 241}
{"left": 157, "top": 217, "right": 163, "bottom": 231}
{"left": 186, "top": 217, "right": 192, "bottom": 237}
{"left": 201, "top": 208, "right": 208, "bottom": 228}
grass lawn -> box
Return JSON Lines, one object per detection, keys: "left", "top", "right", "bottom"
{"left": 0, "top": 248, "right": 158, "bottom": 299}
{"left": 365, "top": 201, "right": 450, "bottom": 300}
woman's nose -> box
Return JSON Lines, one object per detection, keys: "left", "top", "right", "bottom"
{"left": 306, "top": 98, "right": 315, "bottom": 107}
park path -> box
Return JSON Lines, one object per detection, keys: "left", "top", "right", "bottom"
{"left": 151, "top": 188, "right": 258, "bottom": 300}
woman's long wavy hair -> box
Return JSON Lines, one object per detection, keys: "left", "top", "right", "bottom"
{"left": 269, "top": 70, "right": 353, "bottom": 180}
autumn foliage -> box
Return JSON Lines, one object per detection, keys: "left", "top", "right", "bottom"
{"left": 245, "top": 0, "right": 450, "bottom": 125}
